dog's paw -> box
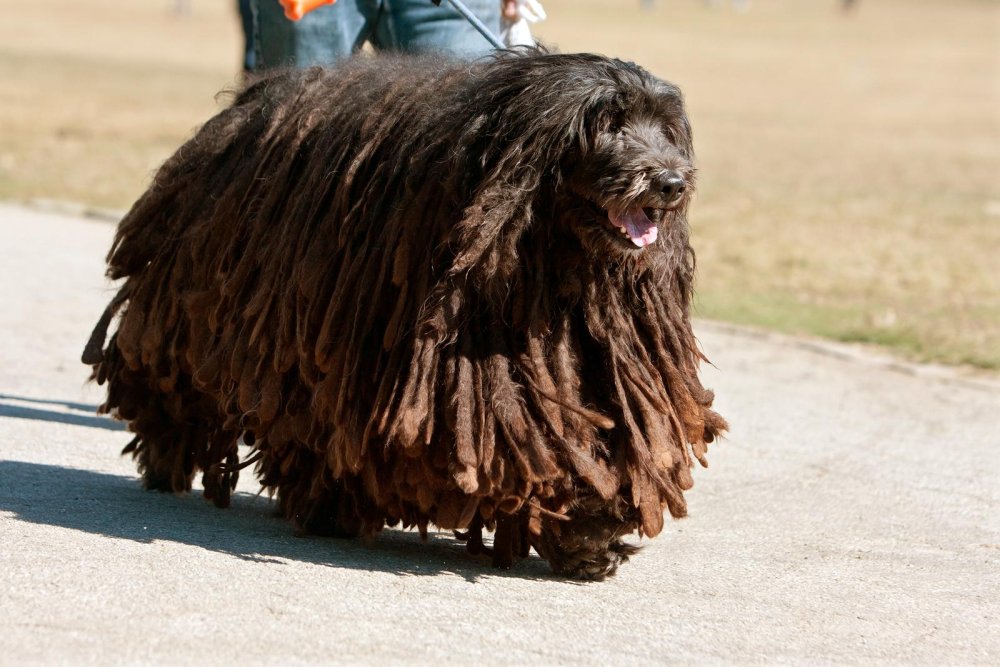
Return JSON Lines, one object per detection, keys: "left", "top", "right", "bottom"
{"left": 554, "top": 540, "right": 641, "bottom": 581}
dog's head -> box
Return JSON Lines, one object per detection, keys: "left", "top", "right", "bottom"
{"left": 566, "top": 108, "right": 693, "bottom": 257}
{"left": 557, "top": 60, "right": 694, "bottom": 259}
{"left": 448, "top": 53, "right": 695, "bottom": 290}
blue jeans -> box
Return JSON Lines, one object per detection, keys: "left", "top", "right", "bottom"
{"left": 239, "top": 0, "right": 255, "bottom": 71}
{"left": 251, "top": 0, "right": 501, "bottom": 69}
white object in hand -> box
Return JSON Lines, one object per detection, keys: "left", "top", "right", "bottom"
{"left": 500, "top": 0, "right": 547, "bottom": 48}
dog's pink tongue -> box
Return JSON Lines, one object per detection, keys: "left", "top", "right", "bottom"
{"left": 610, "top": 208, "right": 658, "bottom": 248}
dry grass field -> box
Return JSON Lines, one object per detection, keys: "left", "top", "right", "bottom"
{"left": 1, "top": 0, "right": 997, "bottom": 368}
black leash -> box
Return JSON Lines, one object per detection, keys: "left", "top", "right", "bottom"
{"left": 431, "top": 0, "right": 506, "bottom": 50}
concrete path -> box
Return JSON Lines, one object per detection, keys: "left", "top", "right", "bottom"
{"left": 1, "top": 203, "right": 997, "bottom": 665}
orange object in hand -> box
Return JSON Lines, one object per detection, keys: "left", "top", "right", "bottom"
{"left": 279, "top": 0, "right": 337, "bottom": 21}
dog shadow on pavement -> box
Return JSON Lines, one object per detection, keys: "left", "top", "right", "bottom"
{"left": 0, "top": 393, "right": 124, "bottom": 431}
{"left": 0, "top": 459, "right": 560, "bottom": 583}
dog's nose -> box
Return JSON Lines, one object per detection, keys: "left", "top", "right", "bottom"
{"left": 654, "top": 172, "right": 686, "bottom": 201}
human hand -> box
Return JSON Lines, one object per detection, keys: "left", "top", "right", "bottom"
{"left": 502, "top": 0, "right": 546, "bottom": 23}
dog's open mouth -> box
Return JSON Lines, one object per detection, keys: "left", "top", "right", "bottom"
{"left": 577, "top": 197, "right": 669, "bottom": 251}
{"left": 587, "top": 203, "right": 665, "bottom": 250}
{"left": 607, "top": 208, "right": 661, "bottom": 248}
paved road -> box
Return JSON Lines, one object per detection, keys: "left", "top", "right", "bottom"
{"left": 1, "top": 203, "right": 998, "bottom": 665}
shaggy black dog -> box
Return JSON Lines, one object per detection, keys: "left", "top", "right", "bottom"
{"left": 84, "top": 51, "right": 726, "bottom": 579}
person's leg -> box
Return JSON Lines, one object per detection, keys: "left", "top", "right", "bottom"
{"left": 374, "top": 0, "right": 501, "bottom": 59}
{"left": 251, "top": 0, "right": 378, "bottom": 69}
{"left": 238, "top": 0, "right": 256, "bottom": 71}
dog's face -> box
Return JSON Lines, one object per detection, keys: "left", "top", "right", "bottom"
{"left": 561, "top": 84, "right": 694, "bottom": 258}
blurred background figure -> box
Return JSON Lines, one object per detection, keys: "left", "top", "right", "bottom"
{"left": 841, "top": 0, "right": 858, "bottom": 12}
{"left": 250, "top": 0, "right": 503, "bottom": 70}
{"left": 705, "top": 0, "right": 751, "bottom": 12}
{"left": 169, "top": 0, "right": 192, "bottom": 16}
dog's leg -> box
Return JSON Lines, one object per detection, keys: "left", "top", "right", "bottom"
{"left": 454, "top": 513, "right": 493, "bottom": 556}
{"left": 264, "top": 450, "right": 364, "bottom": 539}
{"left": 101, "top": 342, "right": 236, "bottom": 506}
{"left": 292, "top": 483, "right": 363, "bottom": 538}
{"left": 491, "top": 512, "right": 531, "bottom": 570}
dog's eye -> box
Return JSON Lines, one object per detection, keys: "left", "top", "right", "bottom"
{"left": 599, "top": 129, "right": 625, "bottom": 148}
{"left": 595, "top": 111, "right": 622, "bottom": 136}
{"left": 665, "top": 120, "right": 692, "bottom": 146}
